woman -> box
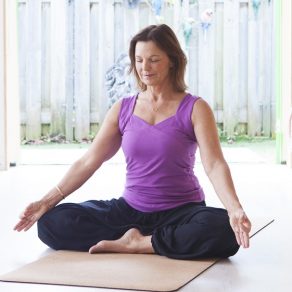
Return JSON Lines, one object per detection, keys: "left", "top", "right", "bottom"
{"left": 14, "top": 24, "right": 251, "bottom": 260}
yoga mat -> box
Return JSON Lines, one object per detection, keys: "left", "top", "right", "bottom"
{"left": 0, "top": 218, "right": 274, "bottom": 292}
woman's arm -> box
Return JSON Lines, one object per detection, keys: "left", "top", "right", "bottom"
{"left": 192, "top": 98, "right": 251, "bottom": 248}
{"left": 14, "top": 100, "right": 122, "bottom": 232}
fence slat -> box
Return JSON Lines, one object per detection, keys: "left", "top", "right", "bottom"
{"left": 124, "top": 1, "right": 139, "bottom": 45}
{"left": 74, "top": 0, "right": 90, "bottom": 141}
{"left": 90, "top": 1, "right": 101, "bottom": 132}
{"left": 25, "top": 0, "right": 42, "bottom": 140}
{"left": 65, "top": 0, "right": 74, "bottom": 141}
{"left": 198, "top": 0, "right": 215, "bottom": 109}
{"left": 18, "top": 2, "right": 26, "bottom": 137}
{"left": 98, "top": 0, "right": 114, "bottom": 122}
{"left": 214, "top": 1, "right": 223, "bottom": 122}
{"left": 238, "top": 2, "right": 248, "bottom": 128}
{"left": 262, "top": 0, "right": 272, "bottom": 136}
{"left": 50, "top": 0, "right": 67, "bottom": 136}
{"left": 188, "top": 2, "right": 199, "bottom": 95}
{"left": 139, "top": 1, "right": 150, "bottom": 30}
{"left": 223, "top": 0, "right": 239, "bottom": 136}
{"left": 41, "top": 1, "right": 50, "bottom": 118}
{"left": 113, "top": 1, "right": 124, "bottom": 59}
{"left": 248, "top": 2, "right": 261, "bottom": 136}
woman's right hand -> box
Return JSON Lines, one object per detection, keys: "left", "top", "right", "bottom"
{"left": 14, "top": 201, "right": 49, "bottom": 232}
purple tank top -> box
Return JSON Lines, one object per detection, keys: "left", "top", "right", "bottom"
{"left": 119, "top": 93, "right": 205, "bottom": 212}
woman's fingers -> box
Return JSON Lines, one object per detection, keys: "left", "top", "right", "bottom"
{"left": 14, "top": 201, "right": 43, "bottom": 232}
{"left": 15, "top": 217, "right": 37, "bottom": 232}
{"left": 230, "top": 210, "right": 252, "bottom": 248}
{"left": 238, "top": 230, "right": 249, "bottom": 248}
{"left": 23, "top": 220, "right": 37, "bottom": 232}
{"left": 233, "top": 227, "right": 249, "bottom": 247}
{"left": 14, "top": 216, "right": 32, "bottom": 231}
{"left": 13, "top": 222, "right": 22, "bottom": 231}
{"left": 242, "top": 231, "right": 250, "bottom": 248}
{"left": 14, "top": 219, "right": 30, "bottom": 232}
{"left": 234, "top": 230, "right": 241, "bottom": 246}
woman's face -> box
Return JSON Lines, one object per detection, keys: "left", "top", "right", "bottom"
{"left": 135, "top": 41, "right": 172, "bottom": 88}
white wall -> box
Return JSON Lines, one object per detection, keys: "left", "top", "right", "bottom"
{"left": 0, "top": 0, "right": 20, "bottom": 171}
{"left": 6, "top": 0, "right": 20, "bottom": 167}
{"left": 0, "top": 0, "right": 7, "bottom": 170}
{"left": 281, "top": 0, "right": 292, "bottom": 167}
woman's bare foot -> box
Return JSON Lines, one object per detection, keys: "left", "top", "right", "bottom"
{"left": 89, "top": 228, "right": 154, "bottom": 254}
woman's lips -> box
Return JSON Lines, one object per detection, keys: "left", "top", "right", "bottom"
{"left": 143, "top": 74, "right": 155, "bottom": 78}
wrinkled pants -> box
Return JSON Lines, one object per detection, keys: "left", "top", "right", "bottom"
{"left": 37, "top": 197, "right": 239, "bottom": 260}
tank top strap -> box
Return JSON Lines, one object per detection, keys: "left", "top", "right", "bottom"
{"left": 176, "top": 94, "right": 201, "bottom": 141}
{"left": 119, "top": 94, "right": 137, "bottom": 134}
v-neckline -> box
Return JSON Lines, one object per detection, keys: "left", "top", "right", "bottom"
{"left": 132, "top": 93, "right": 190, "bottom": 127}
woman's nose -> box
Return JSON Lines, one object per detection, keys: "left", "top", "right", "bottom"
{"left": 142, "top": 61, "right": 150, "bottom": 71}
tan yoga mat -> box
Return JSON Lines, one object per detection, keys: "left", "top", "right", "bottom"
{"left": 0, "top": 218, "right": 274, "bottom": 292}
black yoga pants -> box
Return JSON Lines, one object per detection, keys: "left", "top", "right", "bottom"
{"left": 37, "top": 197, "right": 239, "bottom": 260}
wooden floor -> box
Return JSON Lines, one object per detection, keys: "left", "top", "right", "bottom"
{"left": 0, "top": 145, "right": 291, "bottom": 292}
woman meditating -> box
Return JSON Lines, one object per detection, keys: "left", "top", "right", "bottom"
{"left": 14, "top": 24, "right": 251, "bottom": 260}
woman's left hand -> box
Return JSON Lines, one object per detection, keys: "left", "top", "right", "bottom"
{"left": 228, "top": 208, "right": 252, "bottom": 248}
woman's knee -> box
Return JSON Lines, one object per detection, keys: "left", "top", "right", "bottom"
{"left": 37, "top": 203, "right": 104, "bottom": 251}
{"left": 37, "top": 204, "right": 74, "bottom": 249}
{"left": 219, "top": 225, "right": 240, "bottom": 257}
{"left": 37, "top": 211, "right": 62, "bottom": 250}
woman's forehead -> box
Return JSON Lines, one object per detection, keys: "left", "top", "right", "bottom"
{"left": 135, "top": 41, "right": 165, "bottom": 56}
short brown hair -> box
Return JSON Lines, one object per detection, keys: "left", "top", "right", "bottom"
{"left": 129, "top": 24, "right": 187, "bottom": 92}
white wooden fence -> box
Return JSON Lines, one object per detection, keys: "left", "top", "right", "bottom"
{"left": 18, "top": 0, "right": 275, "bottom": 141}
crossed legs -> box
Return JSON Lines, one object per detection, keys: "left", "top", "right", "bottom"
{"left": 37, "top": 198, "right": 239, "bottom": 259}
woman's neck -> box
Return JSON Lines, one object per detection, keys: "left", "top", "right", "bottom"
{"left": 144, "top": 85, "right": 177, "bottom": 102}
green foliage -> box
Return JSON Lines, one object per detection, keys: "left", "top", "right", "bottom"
{"left": 217, "top": 124, "right": 274, "bottom": 145}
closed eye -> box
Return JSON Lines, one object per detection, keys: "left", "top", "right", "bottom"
{"left": 135, "top": 59, "right": 160, "bottom": 63}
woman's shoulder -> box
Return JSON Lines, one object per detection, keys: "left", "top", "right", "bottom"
{"left": 179, "top": 93, "right": 205, "bottom": 112}
{"left": 121, "top": 94, "right": 138, "bottom": 102}
{"left": 116, "top": 93, "right": 138, "bottom": 133}
{"left": 187, "top": 93, "right": 203, "bottom": 103}
{"left": 191, "top": 96, "right": 210, "bottom": 110}
{"left": 109, "top": 94, "right": 137, "bottom": 113}
{"left": 190, "top": 96, "right": 214, "bottom": 124}
{"left": 119, "top": 94, "right": 138, "bottom": 111}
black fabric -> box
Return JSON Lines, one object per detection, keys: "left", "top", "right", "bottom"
{"left": 37, "top": 197, "right": 239, "bottom": 260}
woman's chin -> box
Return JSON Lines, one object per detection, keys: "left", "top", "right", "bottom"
{"left": 142, "top": 79, "right": 158, "bottom": 86}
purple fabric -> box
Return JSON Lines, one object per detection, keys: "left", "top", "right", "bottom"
{"left": 119, "top": 93, "right": 205, "bottom": 212}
